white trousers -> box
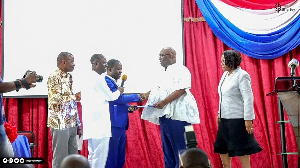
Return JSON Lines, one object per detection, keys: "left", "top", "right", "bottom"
{"left": 88, "top": 138, "right": 110, "bottom": 168}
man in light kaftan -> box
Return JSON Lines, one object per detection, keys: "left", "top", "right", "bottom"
{"left": 141, "top": 47, "right": 200, "bottom": 168}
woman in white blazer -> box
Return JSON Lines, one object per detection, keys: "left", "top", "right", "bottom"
{"left": 214, "top": 50, "right": 262, "bottom": 168}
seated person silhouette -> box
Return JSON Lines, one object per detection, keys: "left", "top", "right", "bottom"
{"left": 180, "top": 148, "right": 211, "bottom": 168}
{"left": 61, "top": 154, "right": 90, "bottom": 168}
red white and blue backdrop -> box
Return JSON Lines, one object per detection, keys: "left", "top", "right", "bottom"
{"left": 196, "top": 0, "right": 299, "bottom": 59}
{"left": 1, "top": 0, "right": 300, "bottom": 168}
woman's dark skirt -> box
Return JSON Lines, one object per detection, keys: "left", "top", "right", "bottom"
{"left": 214, "top": 118, "right": 262, "bottom": 157}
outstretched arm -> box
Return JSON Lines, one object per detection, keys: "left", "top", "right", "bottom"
{"left": 113, "top": 94, "right": 140, "bottom": 105}
{"left": 0, "top": 71, "right": 38, "bottom": 93}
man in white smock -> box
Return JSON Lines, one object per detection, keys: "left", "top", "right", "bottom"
{"left": 141, "top": 47, "right": 200, "bottom": 168}
{"left": 81, "top": 54, "right": 124, "bottom": 168}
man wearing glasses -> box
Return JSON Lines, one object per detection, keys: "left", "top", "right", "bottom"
{"left": 141, "top": 47, "right": 200, "bottom": 168}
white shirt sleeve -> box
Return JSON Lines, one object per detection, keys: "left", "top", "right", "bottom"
{"left": 94, "top": 74, "right": 120, "bottom": 101}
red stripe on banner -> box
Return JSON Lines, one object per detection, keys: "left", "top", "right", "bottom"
{"left": 221, "top": 0, "right": 296, "bottom": 10}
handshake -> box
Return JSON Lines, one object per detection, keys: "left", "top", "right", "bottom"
{"left": 127, "top": 91, "right": 151, "bottom": 112}
{"left": 116, "top": 86, "right": 150, "bottom": 102}
{"left": 138, "top": 91, "right": 150, "bottom": 102}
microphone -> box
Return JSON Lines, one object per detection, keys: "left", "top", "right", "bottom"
{"left": 288, "top": 58, "right": 299, "bottom": 77}
{"left": 120, "top": 74, "right": 127, "bottom": 87}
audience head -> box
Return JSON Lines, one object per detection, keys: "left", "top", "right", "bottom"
{"left": 159, "top": 47, "right": 176, "bottom": 69}
{"left": 107, "top": 59, "right": 122, "bottom": 80}
{"left": 90, "top": 54, "right": 107, "bottom": 75}
{"left": 60, "top": 154, "right": 90, "bottom": 168}
{"left": 221, "top": 50, "right": 242, "bottom": 71}
{"left": 57, "top": 52, "right": 75, "bottom": 73}
{"left": 180, "top": 148, "right": 211, "bottom": 168}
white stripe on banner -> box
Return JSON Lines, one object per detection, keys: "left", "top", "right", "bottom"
{"left": 211, "top": 0, "right": 300, "bottom": 34}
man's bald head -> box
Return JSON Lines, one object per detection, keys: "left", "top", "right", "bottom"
{"left": 61, "top": 154, "right": 90, "bottom": 168}
{"left": 161, "top": 47, "right": 176, "bottom": 56}
{"left": 180, "top": 148, "right": 210, "bottom": 168}
{"left": 159, "top": 47, "right": 177, "bottom": 68}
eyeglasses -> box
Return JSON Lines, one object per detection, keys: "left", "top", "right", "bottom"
{"left": 159, "top": 54, "right": 171, "bottom": 58}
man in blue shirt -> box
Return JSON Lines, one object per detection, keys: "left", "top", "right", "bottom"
{"left": 104, "top": 59, "right": 143, "bottom": 168}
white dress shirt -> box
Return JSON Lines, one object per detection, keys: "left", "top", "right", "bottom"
{"left": 141, "top": 63, "right": 200, "bottom": 125}
{"left": 81, "top": 72, "right": 120, "bottom": 140}
{"left": 218, "top": 67, "right": 255, "bottom": 120}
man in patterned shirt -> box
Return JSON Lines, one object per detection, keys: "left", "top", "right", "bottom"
{"left": 47, "top": 52, "right": 81, "bottom": 168}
